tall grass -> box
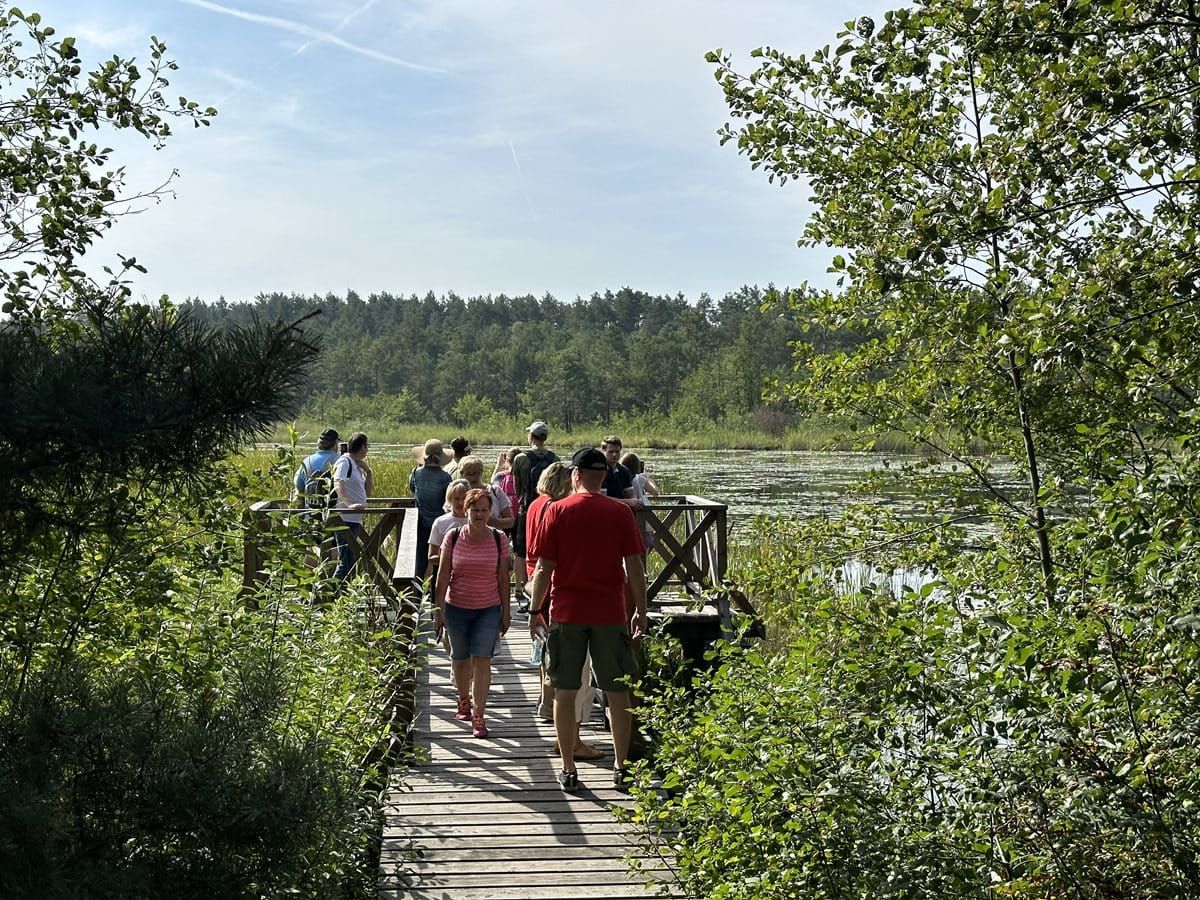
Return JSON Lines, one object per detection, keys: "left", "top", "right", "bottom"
{"left": 270, "top": 416, "right": 944, "bottom": 454}
{"left": 236, "top": 445, "right": 415, "bottom": 500}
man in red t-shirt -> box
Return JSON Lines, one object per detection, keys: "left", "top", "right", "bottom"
{"left": 527, "top": 447, "right": 647, "bottom": 792}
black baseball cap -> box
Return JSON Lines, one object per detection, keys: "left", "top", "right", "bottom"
{"left": 570, "top": 447, "right": 608, "bottom": 471}
{"left": 319, "top": 428, "right": 340, "bottom": 442}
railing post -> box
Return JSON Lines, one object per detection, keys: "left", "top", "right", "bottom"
{"left": 241, "top": 500, "right": 275, "bottom": 599}
{"left": 715, "top": 505, "right": 728, "bottom": 584}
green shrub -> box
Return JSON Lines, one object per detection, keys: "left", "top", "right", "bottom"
{"left": 0, "top": 454, "right": 410, "bottom": 899}
{"left": 629, "top": 460, "right": 1200, "bottom": 898}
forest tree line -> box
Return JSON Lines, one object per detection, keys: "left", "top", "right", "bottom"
{"left": 182, "top": 285, "right": 864, "bottom": 432}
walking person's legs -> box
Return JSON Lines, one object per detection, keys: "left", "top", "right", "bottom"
{"left": 471, "top": 656, "right": 492, "bottom": 720}
{"left": 546, "top": 621, "right": 586, "bottom": 786}
{"left": 332, "top": 522, "right": 361, "bottom": 581}
{"left": 553, "top": 688, "right": 579, "bottom": 772}
{"left": 443, "top": 603, "right": 476, "bottom": 720}
{"left": 465, "top": 604, "right": 501, "bottom": 737}
{"left": 586, "top": 623, "right": 641, "bottom": 785}
{"left": 547, "top": 622, "right": 620, "bottom": 788}
{"left": 605, "top": 689, "right": 633, "bottom": 768}
{"left": 451, "top": 658, "right": 472, "bottom": 718}
{"left": 555, "top": 653, "right": 603, "bottom": 760}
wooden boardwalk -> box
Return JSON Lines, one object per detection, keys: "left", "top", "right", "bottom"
{"left": 379, "top": 617, "right": 686, "bottom": 899}
{"left": 242, "top": 493, "right": 748, "bottom": 898}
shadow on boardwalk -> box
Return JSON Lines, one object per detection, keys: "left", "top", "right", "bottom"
{"left": 380, "top": 620, "right": 688, "bottom": 900}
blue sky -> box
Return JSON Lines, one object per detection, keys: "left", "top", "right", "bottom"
{"left": 43, "top": 0, "right": 886, "bottom": 304}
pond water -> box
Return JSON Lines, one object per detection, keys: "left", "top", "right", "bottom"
{"left": 641, "top": 449, "right": 922, "bottom": 523}
{"left": 368, "top": 445, "right": 1015, "bottom": 540}
{"left": 648, "top": 448, "right": 1018, "bottom": 538}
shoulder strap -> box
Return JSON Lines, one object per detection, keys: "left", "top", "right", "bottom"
{"left": 449, "top": 526, "right": 502, "bottom": 572}
{"left": 451, "top": 528, "right": 504, "bottom": 578}
{"left": 308, "top": 455, "right": 332, "bottom": 476}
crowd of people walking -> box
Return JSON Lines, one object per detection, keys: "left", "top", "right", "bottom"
{"left": 293, "top": 419, "right": 658, "bottom": 790}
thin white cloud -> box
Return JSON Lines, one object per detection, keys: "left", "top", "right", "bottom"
{"left": 207, "top": 67, "right": 258, "bottom": 92}
{"left": 73, "top": 22, "right": 145, "bottom": 51}
{"left": 335, "top": 0, "right": 381, "bottom": 31}
{"left": 176, "top": 0, "right": 447, "bottom": 73}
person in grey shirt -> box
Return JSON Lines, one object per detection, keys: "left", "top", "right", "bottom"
{"left": 410, "top": 438, "right": 452, "bottom": 578}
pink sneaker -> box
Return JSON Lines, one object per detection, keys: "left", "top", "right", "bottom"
{"left": 471, "top": 714, "right": 489, "bottom": 738}
{"left": 455, "top": 697, "right": 471, "bottom": 721}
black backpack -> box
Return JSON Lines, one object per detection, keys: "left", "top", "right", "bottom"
{"left": 519, "top": 449, "right": 555, "bottom": 510}
{"left": 307, "top": 454, "right": 354, "bottom": 509}
{"left": 302, "top": 455, "right": 339, "bottom": 508}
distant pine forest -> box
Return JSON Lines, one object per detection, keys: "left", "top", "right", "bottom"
{"left": 182, "top": 286, "right": 868, "bottom": 439}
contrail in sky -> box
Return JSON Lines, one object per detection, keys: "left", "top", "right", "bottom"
{"left": 336, "top": 0, "right": 382, "bottom": 31}
{"left": 509, "top": 139, "right": 540, "bottom": 228}
{"left": 294, "top": 0, "right": 381, "bottom": 57}
{"left": 178, "top": 0, "right": 445, "bottom": 73}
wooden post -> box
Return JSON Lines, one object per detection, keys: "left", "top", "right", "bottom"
{"left": 715, "top": 504, "right": 728, "bottom": 584}
{"left": 241, "top": 500, "right": 277, "bottom": 600}
{"left": 241, "top": 507, "right": 260, "bottom": 591}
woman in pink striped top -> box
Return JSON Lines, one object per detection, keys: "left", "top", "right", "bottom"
{"left": 432, "top": 487, "right": 512, "bottom": 737}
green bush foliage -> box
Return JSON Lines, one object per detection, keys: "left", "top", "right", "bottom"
{"left": 0, "top": 455, "right": 409, "bottom": 899}
{"left": 624, "top": 1, "right": 1200, "bottom": 895}
{"left": 632, "top": 460, "right": 1200, "bottom": 896}
{"left": 0, "top": 10, "right": 411, "bottom": 895}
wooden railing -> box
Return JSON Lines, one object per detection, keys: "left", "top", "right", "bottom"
{"left": 241, "top": 497, "right": 426, "bottom": 769}
{"left": 636, "top": 494, "right": 763, "bottom": 640}
{"left": 242, "top": 498, "right": 423, "bottom": 602}
{"left": 636, "top": 494, "right": 727, "bottom": 597}
{"left": 242, "top": 492, "right": 761, "bottom": 636}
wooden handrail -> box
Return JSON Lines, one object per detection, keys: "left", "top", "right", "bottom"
{"left": 242, "top": 499, "right": 420, "bottom": 597}
{"left": 244, "top": 492, "right": 760, "bottom": 634}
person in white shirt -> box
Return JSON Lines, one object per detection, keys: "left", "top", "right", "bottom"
{"left": 458, "top": 455, "right": 515, "bottom": 531}
{"left": 619, "top": 452, "right": 659, "bottom": 502}
{"left": 620, "top": 452, "right": 659, "bottom": 551}
{"left": 333, "top": 432, "right": 372, "bottom": 581}
{"left": 427, "top": 479, "right": 470, "bottom": 584}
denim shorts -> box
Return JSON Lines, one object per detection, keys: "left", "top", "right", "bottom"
{"left": 443, "top": 602, "right": 502, "bottom": 661}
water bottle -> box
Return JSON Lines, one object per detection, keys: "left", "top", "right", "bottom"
{"left": 529, "top": 623, "right": 547, "bottom": 666}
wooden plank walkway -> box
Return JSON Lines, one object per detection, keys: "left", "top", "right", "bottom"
{"left": 379, "top": 615, "right": 686, "bottom": 899}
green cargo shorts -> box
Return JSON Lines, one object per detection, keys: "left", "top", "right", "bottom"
{"left": 546, "top": 622, "right": 638, "bottom": 692}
